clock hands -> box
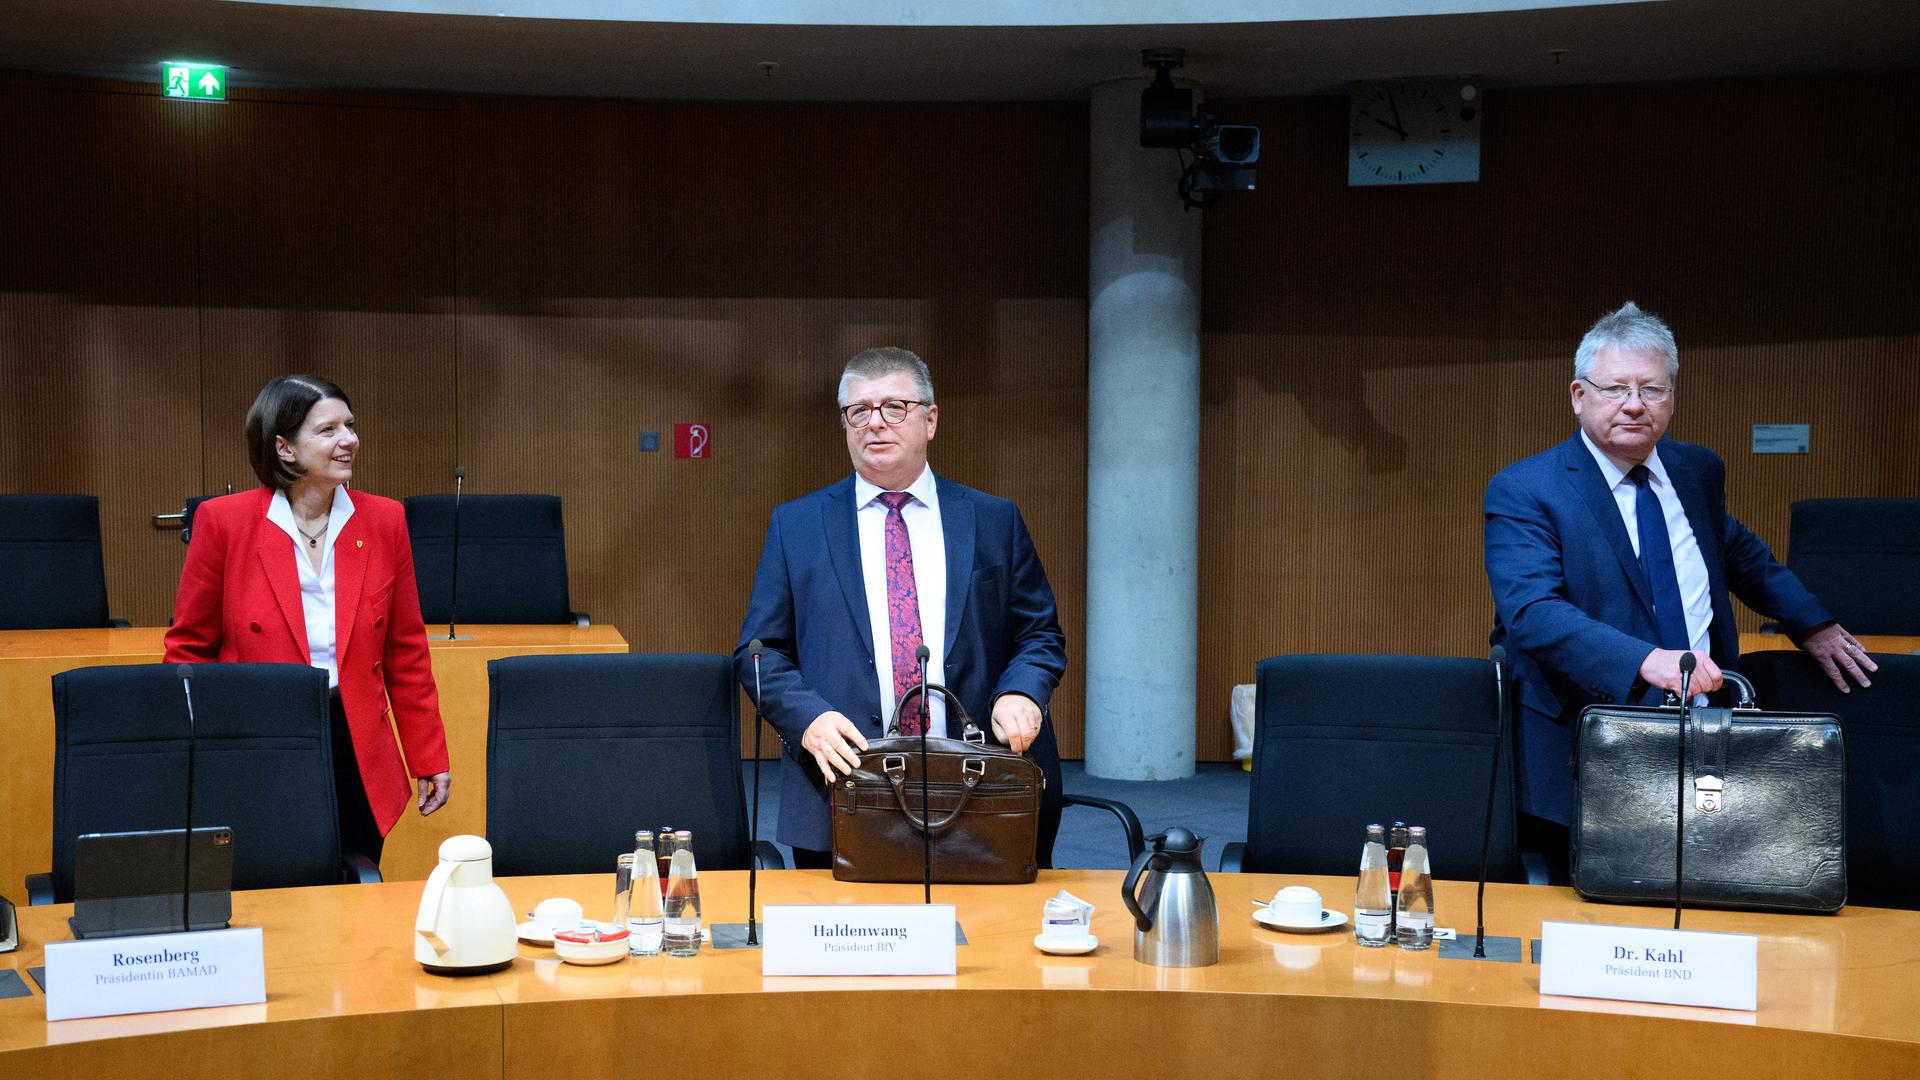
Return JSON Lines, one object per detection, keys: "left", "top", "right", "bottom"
{"left": 1384, "top": 87, "right": 1408, "bottom": 141}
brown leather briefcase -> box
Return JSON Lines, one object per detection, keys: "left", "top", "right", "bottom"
{"left": 830, "top": 684, "right": 1044, "bottom": 884}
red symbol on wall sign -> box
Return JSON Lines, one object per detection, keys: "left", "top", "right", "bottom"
{"left": 674, "top": 424, "right": 711, "bottom": 459}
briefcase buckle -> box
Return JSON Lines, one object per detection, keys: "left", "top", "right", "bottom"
{"left": 1694, "top": 774, "right": 1724, "bottom": 813}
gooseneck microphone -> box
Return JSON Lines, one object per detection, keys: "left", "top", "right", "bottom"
{"left": 1474, "top": 646, "right": 1509, "bottom": 959}
{"left": 915, "top": 643, "right": 932, "bottom": 906}
{"left": 746, "top": 639, "right": 766, "bottom": 947}
{"left": 1673, "top": 651, "right": 1696, "bottom": 929}
{"left": 176, "top": 664, "right": 199, "bottom": 934}
{"left": 444, "top": 466, "right": 465, "bottom": 641}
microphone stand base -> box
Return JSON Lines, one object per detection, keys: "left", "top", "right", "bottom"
{"left": 434, "top": 634, "right": 474, "bottom": 641}
{"left": 1436, "top": 934, "right": 1525, "bottom": 963}
{"left": 709, "top": 923, "right": 763, "bottom": 950}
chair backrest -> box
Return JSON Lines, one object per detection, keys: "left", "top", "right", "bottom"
{"left": 1787, "top": 499, "right": 1920, "bottom": 634}
{"left": 1247, "top": 654, "right": 1524, "bottom": 882}
{"left": 0, "top": 494, "right": 111, "bottom": 630}
{"left": 48, "top": 663, "right": 341, "bottom": 901}
{"left": 1738, "top": 650, "right": 1920, "bottom": 910}
{"left": 486, "top": 653, "right": 751, "bottom": 877}
{"left": 404, "top": 494, "right": 573, "bottom": 625}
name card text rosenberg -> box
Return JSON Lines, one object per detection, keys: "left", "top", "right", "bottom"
{"left": 762, "top": 904, "right": 956, "bottom": 976}
{"left": 1539, "top": 920, "right": 1757, "bottom": 1011}
{"left": 44, "top": 927, "right": 265, "bottom": 1021}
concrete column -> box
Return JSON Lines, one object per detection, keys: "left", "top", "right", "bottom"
{"left": 1083, "top": 76, "right": 1201, "bottom": 781}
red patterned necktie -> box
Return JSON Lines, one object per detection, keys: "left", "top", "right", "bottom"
{"left": 878, "top": 491, "right": 927, "bottom": 735}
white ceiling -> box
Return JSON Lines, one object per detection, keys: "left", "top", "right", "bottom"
{"left": 1, "top": 0, "right": 1914, "bottom": 101}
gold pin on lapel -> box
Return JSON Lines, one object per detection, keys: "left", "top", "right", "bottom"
{"left": 356, "top": 540, "right": 364, "bottom": 549}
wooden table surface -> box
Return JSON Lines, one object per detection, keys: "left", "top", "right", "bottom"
{"left": 0, "top": 624, "right": 628, "bottom": 895}
{"left": 4, "top": 870, "right": 1917, "bottom": 1080}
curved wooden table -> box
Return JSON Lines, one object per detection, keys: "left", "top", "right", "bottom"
{"left": 4, "top": 870, "right": 1917, "bottom": 1079}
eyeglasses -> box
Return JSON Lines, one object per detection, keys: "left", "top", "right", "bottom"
{"left": 1581, "top": 377, "right": 1672, "bottom": 405}
{"left": 840, "top": 399, "right": 928, "bottom": 427}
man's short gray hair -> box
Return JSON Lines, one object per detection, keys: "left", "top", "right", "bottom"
{"left": 1574, "top": 301, "right": 1679, "bottom": 381}
{"left": 837, "top": 346, "right": 935, "bottom": 409}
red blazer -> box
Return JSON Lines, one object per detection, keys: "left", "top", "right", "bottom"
{"left": 165, "top": 487, "right": 449, "bottom": 835}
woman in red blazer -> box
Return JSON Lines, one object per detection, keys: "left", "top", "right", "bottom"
{"left": 166, "top": 375, "right": 450, "bottom": 862}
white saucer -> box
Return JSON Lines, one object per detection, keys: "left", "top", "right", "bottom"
{"left": 516, "top": 921, "right": 558, "bottom": 946}
{"left": 1034, "top": 933, "right": 1098, "bottom": 955}
{"left": 1253, "top": 907, "right": 1348, "bottom": 934}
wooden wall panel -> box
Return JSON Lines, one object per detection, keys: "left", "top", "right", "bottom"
{"left": 0, "top": 86, "right": 201, "bottom": 624}
{"left": 192, "top": 98, "right": 459, "bottom": 509}
{"left": 1198, "top": 71, "right": 1920, "bottom": 759}
{"left": 452, "top": 98, "right": 1090, "bottom": 755}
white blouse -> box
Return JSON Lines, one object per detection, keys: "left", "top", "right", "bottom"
{"left": 264, "top": 487, "right": 356, "bottom": 690}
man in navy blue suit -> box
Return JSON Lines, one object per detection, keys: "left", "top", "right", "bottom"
{"left": 1484, "top": 302, "right": 1874, "bottom": 869}
{"left": 736, "top": 347, "right": 1067, "bottom": 869}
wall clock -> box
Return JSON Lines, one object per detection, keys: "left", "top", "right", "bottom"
{"left": 1349, "top": 79, "right": 1481, "bottom": 186}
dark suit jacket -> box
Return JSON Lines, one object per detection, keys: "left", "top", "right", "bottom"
{"left": 165, "top": 487, "right": 449, "bottom": 834}
{"left": 735, "top": 474, "right": 1067, "bottom": 854}
{"left": 1483, "top": 433, "right": 1830, "bottom": 824}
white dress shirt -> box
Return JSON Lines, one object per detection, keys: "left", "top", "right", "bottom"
{"left": 265, "top": 486, "right": 355, "bottom": 690}
{"left": 853, "top": 466, "right": 948, "bottom": 737}
{"left": 1580, "top": 430, "right": 1713, "bottom": 657}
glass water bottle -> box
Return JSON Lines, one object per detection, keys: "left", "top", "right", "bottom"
{"left": 1354, "top": 824, "right": 1393, "bottom": 948}
{"left": 1395, "top": 826, "right": 1435, "bottom": 950}
{"left": 663, "top": 829, "right": 702, "bottom": 956}
{"left": 626, "top": 830, "right": 665, "bottom": 956}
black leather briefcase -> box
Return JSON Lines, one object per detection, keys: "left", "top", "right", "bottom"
{"left": 1571, "top": 671, "right": 1847, "bottom": 914}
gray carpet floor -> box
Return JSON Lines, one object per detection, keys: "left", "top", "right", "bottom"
{"left": 743, "top": 760, "right": 1252, "bottom": 871}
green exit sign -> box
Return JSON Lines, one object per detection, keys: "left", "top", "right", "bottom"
{"left": 162, "top": 63, "right": 226, "bottom": 101}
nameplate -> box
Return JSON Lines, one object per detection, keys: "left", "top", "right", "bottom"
{"left": 43, "top": 927, "right": 265, "bottom": 1021}
{"left": 1538, "top": 921, "right": 1756, "bottom": 1011}
{"left": 761, "top": 904, "right": 956, "bottom": 976}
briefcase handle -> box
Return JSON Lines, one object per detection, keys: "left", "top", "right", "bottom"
{"left": 879, "top": 753, "right": 985, "bottom": 836}
{"left": 891, "top": 681, "right": 987, "bottom": 742}
{"left": 1663, "top": 670, "right": 1757, "bottom": 710}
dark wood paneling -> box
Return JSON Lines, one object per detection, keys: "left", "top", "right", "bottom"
{"left": 452, "top": 98, "right": 1089, "bottom": 755}
{"left": 193, "top": 97, "right": 459, "bottom": 506}
{"left": 1198, "top": 71, "right": 1920, "bottom": 758}
{"left": 0, "top": 87, "right": 201, "bottom": 623}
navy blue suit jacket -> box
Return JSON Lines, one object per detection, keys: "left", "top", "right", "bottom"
{"left": 1483, "top": 433, "right": 1830, "bottom": 824}
{"left": 735, "top": 474, "right": 1067, "bottom": 852}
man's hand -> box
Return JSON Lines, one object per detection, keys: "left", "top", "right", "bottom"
{"left": 1800, "top": 622, "right": 1877, "bottom": 693}
{"left": 802, "top": 710, "right": 869, "bottom": 784}
{"left": 990, "top": 693, "right": 1043, "bottom": 754}
{"left": 417, "top": 771, "right": 451, "bottom": 816}
{"left": 1639, "top": 649, "right": 1723, "bottom": 698}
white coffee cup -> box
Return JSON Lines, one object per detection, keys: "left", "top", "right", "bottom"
{"left": 1267, "top": 885, "right": 1323, "bottom": 925}
{"left": 531, "top": 897, "right": 584, "bottom": 930}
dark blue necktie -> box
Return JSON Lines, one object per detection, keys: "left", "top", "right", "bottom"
{"left": 1629, "top": 465, "right": 1692, "bottom": 650}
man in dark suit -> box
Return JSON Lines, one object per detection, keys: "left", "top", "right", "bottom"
{"left": 736, "top": 347, "right": 1067, "bottom": 868}
{"left": 1484, "top": 302, "right": 1874, "bottom": 866}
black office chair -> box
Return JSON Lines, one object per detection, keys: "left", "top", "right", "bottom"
{"left": 404, "top": 493, "right": 587, "bottom": 626}
{"left": 0, "top": 493, "right": 126, "bottom": 630}
{"left": 178, "top": 494, "right": 216, "bottom": 545}
{"left": 1739, "top": 650, "right": 1920, "bottom": 910}
{"left": 1221, "top": 653, "right": 1537, "bottom": 883}
{"left": 1786, "top": 499, "right": 1920, "bottom": 635}
{"left": 27, "top": 662, "right": 379, "bottom": 904}
{"left": 486, "top": 652, "right": 783, "bottom": 877}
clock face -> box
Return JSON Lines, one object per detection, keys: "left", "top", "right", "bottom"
{"left": 1348, "top": 80, "right": 1481, "bottom": 187}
